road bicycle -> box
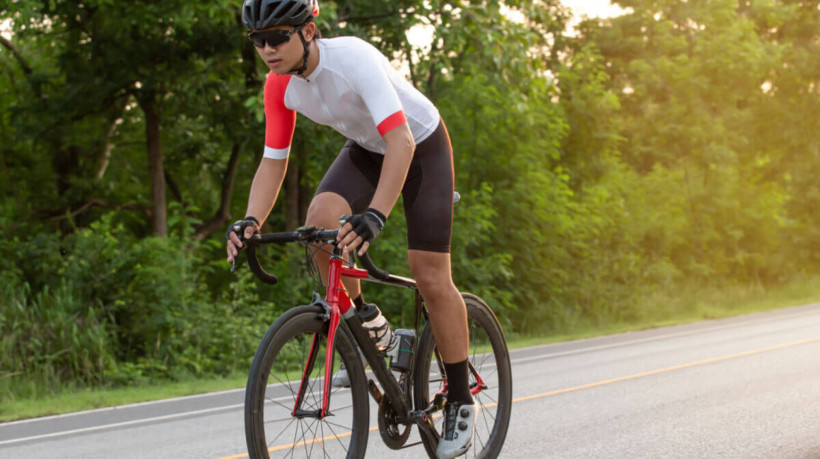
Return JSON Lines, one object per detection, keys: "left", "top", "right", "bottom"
{"left": 239, "top": 224, "right": 512, "bottom": 458}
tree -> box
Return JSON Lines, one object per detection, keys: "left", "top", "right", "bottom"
{"left": 5, "top": 0, "right": 243, "bottom": 236}
{"left": 574, "top": 0, "right": 803, "bottom": 282}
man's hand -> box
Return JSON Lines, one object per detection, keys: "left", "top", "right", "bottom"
{"left": 226, "top": 217, "right": 260, "bottom": 263}
{"left": 337, "top": 209, "right": 386, "bottom": 256}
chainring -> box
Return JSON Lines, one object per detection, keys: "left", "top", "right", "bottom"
{"left": 377, "top": 397, "right": 412, "bottom": 449}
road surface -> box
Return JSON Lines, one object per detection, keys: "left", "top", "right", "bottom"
{"left": 2, "top": 302, "right": 819, "bottom": 458}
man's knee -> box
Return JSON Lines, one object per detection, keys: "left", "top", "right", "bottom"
{"left": 412, "top": 262, "right": 455, "bottom": 304}
{"left": 306, "top": 192, "right": 351, "bottom": 228}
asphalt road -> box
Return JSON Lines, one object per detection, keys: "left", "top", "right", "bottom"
{"left": 2, "top": 302, "right": 819, "bottom": 458}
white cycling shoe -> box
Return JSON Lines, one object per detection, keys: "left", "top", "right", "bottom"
{"left": 436, "top": 402, "right": 475, "bottom": 458}
{"left": 331, "top": 350, "right": 368, "bottom": 388}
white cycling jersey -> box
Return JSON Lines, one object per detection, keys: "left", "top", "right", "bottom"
{"left": 263, "top": 36, "right": 440, "bottom": 159}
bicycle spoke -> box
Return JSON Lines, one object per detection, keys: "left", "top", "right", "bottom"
{"left": 323, "top": 416, "right": 351, "bottom": 454}
{"left": 305, "top": 359, "right": 324, "bottom": 408}
{"left": 476, "top": 391, "right": 499, "bottom": 406}
{"left": 263, "top": 415, "right": 298, "bottom": 425}
{"left": 270, "top": 375, "right": 298, "bottom": 400}
{"left": 320, "top": 419, "right": 332, "bottom": 459}
{"left": 474, "top": 351, "right": 492, "bottom": 370}
{"left": 270, "top": 398, "right": 296, "bottom": 412}
{"left": 319, "top": 418, "right": 328, "bottom": 459}
{"left": 321, "top": 419, "right": 354, "bottom": 431}
{"left": 471, "top": 343, "right": 491, "bottom": 367}
{"left": 296, "top": 418, "right": 310, "bottom": 454}
{"left": 474, "top": 421, "right": 485, "bottom": 453}
{"left": 284, "top": 419, "right": 301, "bottom": 459}
{"left": 325, "top": 403, "right": 353, "bottom": 413}
{"left": 302, "top": 418, "right": 318, "bottom": 458}
{"left": 267, "top": 417, "right": 298, "bottom": 447}
{"left": 474, "top": 367, "right": 498, "bottom": 382}
{"left": 479, "top": 403, "right": 495, "bottom": 433}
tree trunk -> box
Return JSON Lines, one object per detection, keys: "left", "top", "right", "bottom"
{"left": 194, "top": 142, "right": 242, "bottom": 241}
{"left": 140, "top": 92, "right": 167, "bottom": 237}
{"left": 96, "top": 108, "right": 124, "bottom": 180}
{"left": 298, "top": 165, "right": 311, "bottom": 226}
{"left": 54, "top": 144, "right": 80, "bottom": 199}
{"left": 285, "top": 163, "right": 300, "bottom": 231}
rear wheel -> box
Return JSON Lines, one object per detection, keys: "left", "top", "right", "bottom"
{"left": 245, "top": 305, "right": 369, "bottom": 458}
{"left": 414, "top": 293, "right": 513, "bottom": 458}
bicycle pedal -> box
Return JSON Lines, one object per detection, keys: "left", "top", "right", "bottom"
{"left": 367, "top": 379, "right": 383, "bottom": 404}
{"left": 432, "top": 392, "right": 447, "bottom": 410}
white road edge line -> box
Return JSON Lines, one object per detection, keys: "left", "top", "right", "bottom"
{"left": 3, "top": 303, "right": 818, "bottom": 446}
{"left": 0, "top": 390, "right": 318, "bottom": 447}
{"left": 0, "top": 403, "right": 242, "bottom": 447}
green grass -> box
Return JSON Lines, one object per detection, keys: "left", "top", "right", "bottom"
{"left": 506, "top": 274, "right": 820, "bottom": 349}
{"left": 0, "top": 373, "right": 248, "bottom": 422}
{"left": 2, "top": 276, "right": 819, "bottom": 423}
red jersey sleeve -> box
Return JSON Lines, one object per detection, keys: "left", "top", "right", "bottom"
{"left": 263, "top": 73, "right": 296, "bottom": 159}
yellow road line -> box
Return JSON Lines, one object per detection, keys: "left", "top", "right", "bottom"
{"left": 511, "top": 336, "right": 820, "bottom": 403}
{"left": 217, "top": 336, "right": 820, "bottom": 459}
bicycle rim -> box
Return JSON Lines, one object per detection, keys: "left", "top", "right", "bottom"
{"left": 414, "top": 293, "right": 513, "bottom": 458}
{"left": 245, "top": 307, "right": 368, "bottom": 458}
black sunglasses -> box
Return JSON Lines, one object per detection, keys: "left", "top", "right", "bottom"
{"left": 248, "top": 26, "right": 302, "bottom": 48}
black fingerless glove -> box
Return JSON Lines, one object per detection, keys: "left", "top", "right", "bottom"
{"left": 344, "top": 208, "right": 386, "bottom": 243}
{"left": 225, "top": 216, "right": 260, "bottom": 242}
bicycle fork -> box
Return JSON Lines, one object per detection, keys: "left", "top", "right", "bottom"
{"left": 290, "top": 254, "right": 349, "bottom": 418}
{"left": 291, "top": 252, "right": 412, "bottom": 419}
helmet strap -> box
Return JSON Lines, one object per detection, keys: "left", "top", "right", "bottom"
{"left": 286, "top": 28, "right": 311, "bottom": 79}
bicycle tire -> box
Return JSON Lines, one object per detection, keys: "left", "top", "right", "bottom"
{"left": 245, "top": 305, "right": 369, "bottom": 458}
{"left": 413, "top": 293, "right": 513, "bottom": 458}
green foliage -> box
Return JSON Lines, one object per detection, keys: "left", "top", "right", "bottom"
{"left": 0, "top": 215, "right": 297, "bottom": 395}
{"left": 1, "top": 281, "right": 113, "bottom": 389}
{"left": 571, "top": 0, "right": 818, "bottom": 286}
{"left": 2, "top": 0, "right": 818, "bottom": 401}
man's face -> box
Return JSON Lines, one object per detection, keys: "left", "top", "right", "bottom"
{"left": 251, "top": 23, "right": 313, "bottom": 74}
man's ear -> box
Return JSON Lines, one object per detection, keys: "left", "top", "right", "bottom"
{"left": 303, "top": 22, "right": 316, "bottom": 41}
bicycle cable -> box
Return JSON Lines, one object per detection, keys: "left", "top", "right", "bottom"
{"left": 303, "top": 241, "right": 334, "bottom": 290}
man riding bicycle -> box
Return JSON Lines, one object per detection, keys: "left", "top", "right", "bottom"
{"left": 225, "top": 1, "right": 474, "bottom": 456}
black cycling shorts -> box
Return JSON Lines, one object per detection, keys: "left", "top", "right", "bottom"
{"left": 315, "top": 120, "right": 455, "bottom": 253}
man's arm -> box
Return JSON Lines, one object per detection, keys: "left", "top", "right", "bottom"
{"left": 369, "top": 122, "right": 415, "bottom": 218}
{"left": 246, "top": 157, "right": 288, "bottom": 222}
{"left": 226, "top": 157, "right": 288, "bottom": 263}
{"left": 337, "top": 122, "right": 415, "bottom": 256}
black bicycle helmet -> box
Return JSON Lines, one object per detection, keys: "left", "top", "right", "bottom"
{"left": 242, "top": 0, "right": 319, "bottom": 30}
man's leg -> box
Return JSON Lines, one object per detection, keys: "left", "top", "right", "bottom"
{"left": 408, "top": 249, "right": 474, "bottom": 459}
{"left": 305, "top": 191, "right": 361, "bottom": 297}
{"left": 407, "top": 250, "right": 468, "bottom": 362}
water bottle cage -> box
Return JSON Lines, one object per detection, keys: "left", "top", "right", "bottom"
{"left": 366, "top": 321, "right": 393, "bottom": 351}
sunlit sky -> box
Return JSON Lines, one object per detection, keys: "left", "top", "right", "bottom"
{"left": 562, "top": 0, "right": 628, "bottom": 20}
{"left": 406, "top": 0, "right": 627, "bottom": 52}
{"left": 1, "top": 19, "right": 11, "bottom": 40}
{"left": 0, "top": 2, "right": 626, "bottom": 41}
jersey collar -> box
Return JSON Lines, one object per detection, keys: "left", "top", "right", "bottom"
{"left": 301, "top": 39, "right": 326, "bottom": 81}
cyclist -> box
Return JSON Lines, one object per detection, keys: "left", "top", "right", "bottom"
{"left": 226, "top": 0, "right": 474, "bottom": 456}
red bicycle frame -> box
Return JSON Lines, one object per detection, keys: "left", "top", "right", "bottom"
{"left": 289, "top": 248, "right": 486, "bottom": 419}
{"left": 292, "top": 255, "right": 369, "bottom": 418}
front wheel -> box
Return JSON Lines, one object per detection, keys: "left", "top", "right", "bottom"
{"left": 245, "top": 305, "right": 369, "bottom": 458}
{"left": 414, "top": 293, "right": 513, "bottom": 458}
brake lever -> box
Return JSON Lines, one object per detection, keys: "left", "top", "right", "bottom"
{"left": 228, "top": 221, "right": 247, "bottom": 274}
{"left": 337, "top": 215, "right": 356, "bottom": 268}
